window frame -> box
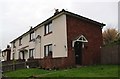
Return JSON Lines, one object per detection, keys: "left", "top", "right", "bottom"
{"left": 44, "top": 44, "right": 52, "bottom": 57}
{"left": 30, "top": 31, "right": 35, "bottom": 41}
{"left": 13, "top": 41, "right": 16, "bottom": 48}
{"left": 19, "top": 37, "right": 22, "bottom": 46}
{"left": 44, "top": 21, "right": 52, "bottom": 35}
{"left": 29, "top": 49, "right": 34, "bottom": 58}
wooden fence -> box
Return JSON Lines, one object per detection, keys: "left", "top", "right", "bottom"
{"left": 101, "top": 45, "right": 120, "bottom": 64}
{"left": 2, "top": 59, "right": 39, "bottom": 73}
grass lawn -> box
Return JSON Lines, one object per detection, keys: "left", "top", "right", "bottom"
{"left": 3, "top": 68, "right": 51, "bottom": 77}
{"left": 4, "top": 65, "right": 119, "bottom": 77}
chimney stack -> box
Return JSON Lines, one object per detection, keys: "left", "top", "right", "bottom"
{"left": 7, "top": 45, "right": 10, "bottom": 48}
{"left": 54, "top": 9, "right": 59, "bottom": 15}
{"left": 29, "top": 26, "right": 33, "bottom": 30}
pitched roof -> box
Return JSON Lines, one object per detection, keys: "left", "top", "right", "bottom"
{"left": 2, "top": 48, "right": 11, "bottom": 52}
{"left": 10, "top": 9, "right": 105, "bottom": 43}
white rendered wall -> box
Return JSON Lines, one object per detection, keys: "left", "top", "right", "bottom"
{"left": 11, "top": 14, "right": 68, "bottom": 60}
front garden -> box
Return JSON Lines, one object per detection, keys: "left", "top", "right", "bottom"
{"left": 3, "top": 65, "right": 119, "bottom": 78}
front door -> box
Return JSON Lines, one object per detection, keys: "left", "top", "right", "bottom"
{"left": 74, "top": 41, "right": 82, "bottom": 65}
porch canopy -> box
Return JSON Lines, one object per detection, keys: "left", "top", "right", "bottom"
{"left": 72, "top": 35, "right": 88, "bottom": 47}
{"left": 18, "top": 46, "right": 28, "bottom": 52}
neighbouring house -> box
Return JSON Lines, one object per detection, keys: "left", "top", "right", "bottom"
{"left": 0, "top": 49, "right": 2, "bottom": 61}
{"left": 1, "top": 45, "right": 11, "bottom": 61}
{"left": 10, "top": 9, "right": 105, "bottom": 69}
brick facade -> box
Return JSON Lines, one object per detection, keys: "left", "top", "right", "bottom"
{"left": 66, "top": 15, "right": 103, "bottom": 65}
{"left": 39, "top": 57, "right": 69, "bottom": 69}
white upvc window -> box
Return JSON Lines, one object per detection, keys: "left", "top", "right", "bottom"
{"left": 19, "top": 37, "right": 22, "bottom": 46}
{"left": 13, "top": 41, "right": 16, "bottom": 48}
{"left": 44, "top": 44, "right": 52, "bottom": 57}
{"left": 29, "top": 49, "right": 34, "bottom": 58}
{"left": 44, "top": 21, "right": 52, "bottom": 35}
{"left": 30, "top": 31, "right": 35, "bottom": 41}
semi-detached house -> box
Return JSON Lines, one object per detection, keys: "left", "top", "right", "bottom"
{"left": 10, "top": 9, "right": 105, "bottom": 69}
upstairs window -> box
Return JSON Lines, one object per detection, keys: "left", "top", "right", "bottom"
{"left": 44, "top": 44, "right": 52, "bottom": 57}
{"left": 29, "top": 49, "right": 34, "bottom": 58}
{"left": 13, "top": 41, "right": 16, "bottom": 48}
{"left": 19, "top": 37, "right": 22, "bottom": 46}
{"left": 44, "top": 21, "right": 52, "bottom": 35}
{"left": 30, "top": 31, "right": 35, "bottom": 41}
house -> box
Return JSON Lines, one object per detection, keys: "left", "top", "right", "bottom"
{"left": 1, "top": 45, "right": 11, "bottom": 61}
{"left": 10, "top": 9, "right": 105, "bottom": 69}
{"left": 0, "top": 49, "right": 2, "bottom": 61}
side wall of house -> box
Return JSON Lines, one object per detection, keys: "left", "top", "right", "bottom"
{"left": 11, "top": 35, "right": 29, "bottom": 60}
{"left": 50, "top": 14, "right": 67, "bottom": 58}
{"left": 66, "top": 15, "right": 103, "bottom": 65}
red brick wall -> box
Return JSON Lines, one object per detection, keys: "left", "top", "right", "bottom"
{"left": 66, "top": 15, "right": 103, "bottom": 65}
{"left": 39, "top": 56, "right": 73, "bottom": 69}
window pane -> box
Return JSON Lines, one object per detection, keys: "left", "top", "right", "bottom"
{"left": 46, "top": 46, "right": 48, "bottom": 56}
{"left": 31, "top": 33, "right": 33, "bottom": 39}
{"left": 49, "top": 23, "right": 52, "bottom": 32}
{"left": 32, "top": 33, "right": 34, "bottom": 39}
{"left": 49, "top": 45, "right": 52, "bottom": 52}
{"left": 30, "top": 32, "right": 34, "bottom": 41}
{"left": 32, "top": 49, "right": 34, "bottom": 57}
{"left": 46, "top": 25, "right": 49, "bottom": 34}
{"left": 44, "top": 22, "right": 52, "bottom": 35}
{"left": 13, "top": 42, "right": 15, "bottom": 48}
{"left": 32, "top": 33, "right": 35, "bottom": 39}
{"left": 29, "top": 49, "right": 34, "bottom": 57}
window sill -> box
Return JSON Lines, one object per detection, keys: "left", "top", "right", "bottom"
{"left": 28, "top": 57, "right": 34, "bottom": 60}
{"left": 44, "top": 32, "right": 52, "bottom": 36}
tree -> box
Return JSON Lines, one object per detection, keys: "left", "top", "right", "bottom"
{"left": 103, "top": 28, "right": 119, "bottom": 45}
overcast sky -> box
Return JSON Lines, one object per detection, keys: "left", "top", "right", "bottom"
{"left": 0, "top": 0, "right": 119, "bottom": 50}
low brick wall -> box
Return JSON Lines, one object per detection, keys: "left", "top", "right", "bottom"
{"left": 39, "top": 56, "right": 74, "bottom": 70}
{"left": 101, "top": 45, "right": 120, "bottom": 64}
